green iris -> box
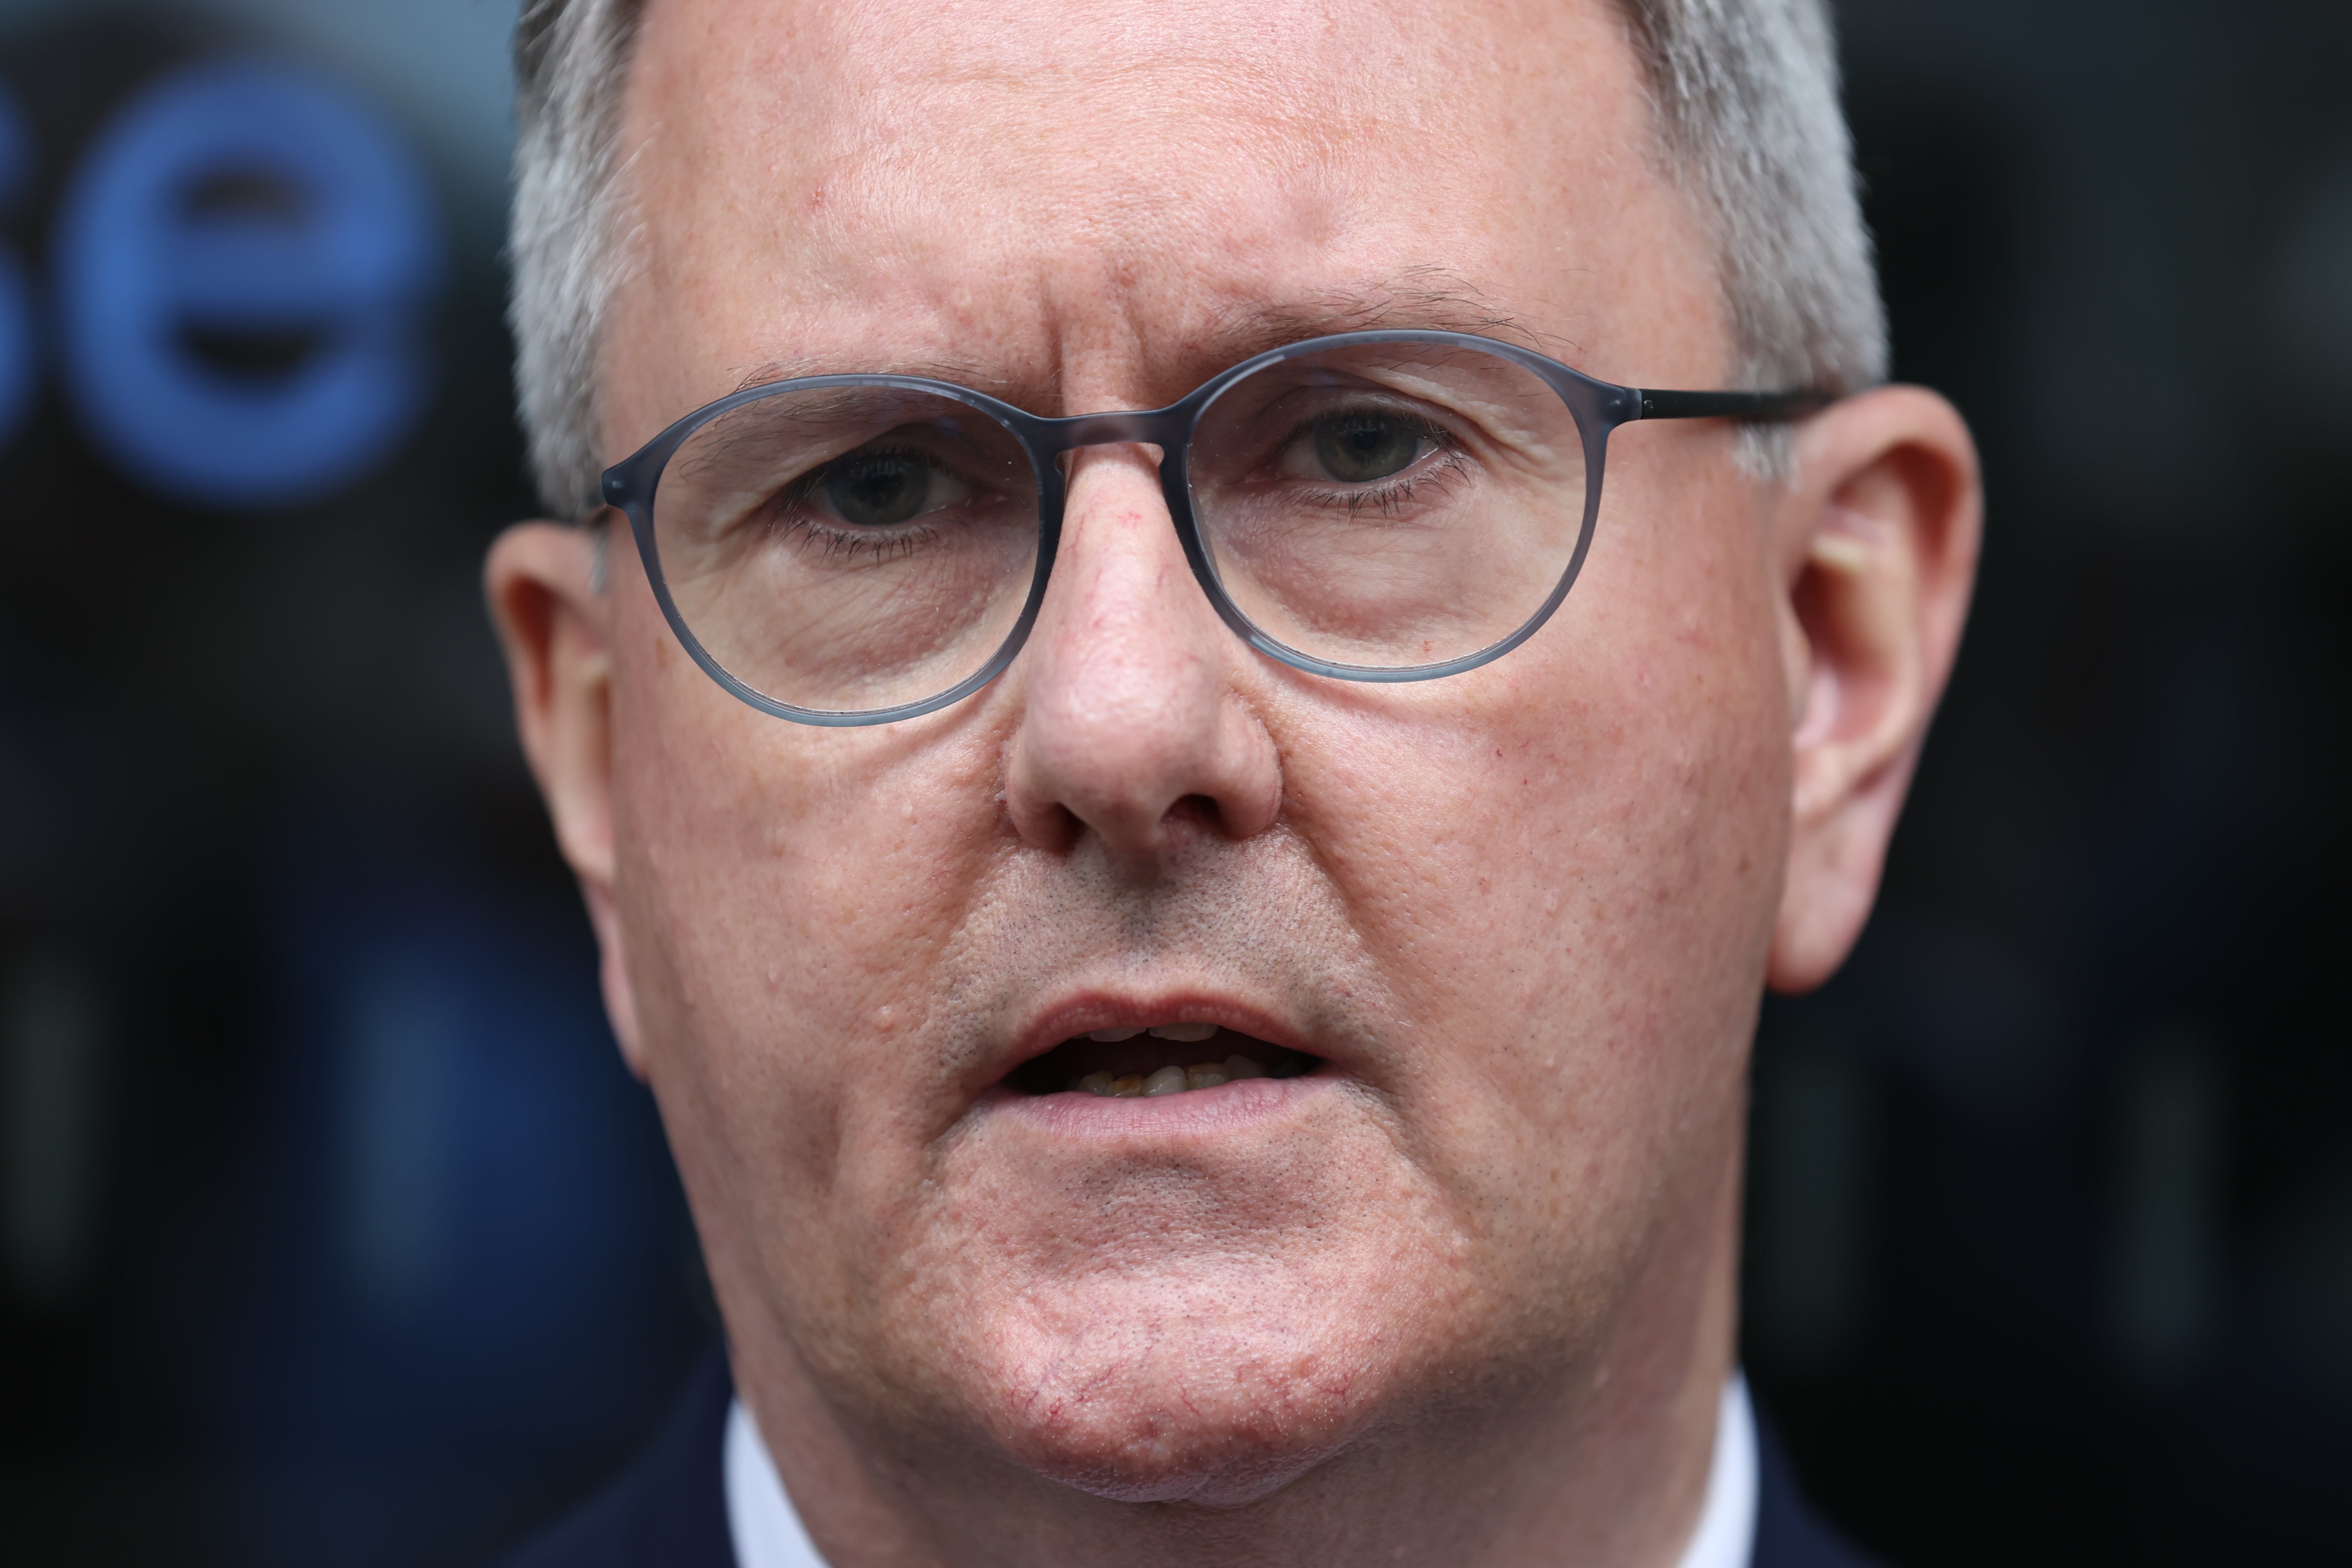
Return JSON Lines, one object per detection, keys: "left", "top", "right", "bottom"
{"left": 1312, "top": 413, "right": 1424, "bottom": 484}
{"left": 825, "top": 453, "right": 931, "bottom": 526}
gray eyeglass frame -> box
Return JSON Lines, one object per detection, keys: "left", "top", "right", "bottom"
{"left": 599, "top": 328, "right": 1832, "bottom": 727}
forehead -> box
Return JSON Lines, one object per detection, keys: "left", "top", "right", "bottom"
{"left": 617, "top": 0, "right": 1712, "bottom": 418}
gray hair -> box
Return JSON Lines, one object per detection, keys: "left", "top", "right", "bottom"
{"left": 509, "top": 0, "right": 1886, "bottom": 518}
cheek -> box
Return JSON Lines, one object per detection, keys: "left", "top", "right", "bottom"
{"left": 1287, "top": 658, "right": 1782, "bottom": 1028}
{"left": 601, "top": 587, "right": 1014, "bottom": 1211}
{"left": 1273, "top": 464, "right": 1787, "bottom": 1197}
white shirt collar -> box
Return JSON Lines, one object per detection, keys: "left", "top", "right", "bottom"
{"left": 1682, "top": 1375, "right": 1761, "bottom": 1568}
{"left": 725, "top": 1373, "right": 1758, "bottom": 1568}
{"left": 723, "top": 1395, "right": 829, "bottom": 1568}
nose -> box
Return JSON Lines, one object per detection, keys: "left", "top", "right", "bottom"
{"left": 1002, "top": 444, "right": 1282, "bottom": 858}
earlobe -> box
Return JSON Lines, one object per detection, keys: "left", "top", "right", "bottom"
{"left": 1767, "top": 387, "right": 1981, "bottom": 993}
{"left": 484, "top": 519, "right": 649, "bottom": 1072}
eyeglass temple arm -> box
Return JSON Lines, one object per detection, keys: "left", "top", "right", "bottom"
{"left": 1632, "top": 387, "right": 1837, "bottom": 423}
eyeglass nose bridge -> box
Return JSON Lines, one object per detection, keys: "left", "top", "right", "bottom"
{"left": 1036, "top": 406, "right": 1195, "bottom": 461}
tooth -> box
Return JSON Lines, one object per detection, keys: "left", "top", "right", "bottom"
{"left": 1078, "top": 1072, "right": 1116, "bottom": 1096}
{"left": 1185, "top": 1063, "right": 1228, "bottom": 1090}
{"left": 1148, "top": 1022, "right": 1216, "bottom": 1043}
{"left": 1111, "top": 1075, "right": 1146, "bottom": 1097}
{"left": 1224, "top": 1055, "right": 1267, "bottom": 1079}
{"left": 1142, "top": 1065, "right": 1189, "bottom": 1096}
{"left": 1088, "top": 1026, "right": 1144, "bottom": 1041}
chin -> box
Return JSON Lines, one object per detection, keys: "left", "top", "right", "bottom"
{"left": 825, "top": 1071, "right": 1516, "bottom": 1507}
{"left": 960, "top": 1293, "right": 1387, "bottom": 1506}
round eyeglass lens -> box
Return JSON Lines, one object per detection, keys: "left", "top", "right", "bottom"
{"left": 1187, "top": 340, "right": 1593, "bottom": 671}
{"left": 649, "top": 383, "right": 1042, "bottom": 715}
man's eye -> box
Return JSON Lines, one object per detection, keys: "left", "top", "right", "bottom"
{"left": 820, "top": 450, "right": 964, "bottom": 526}
{"left": 1284, "top": 412, "right": 1436, "bottom": 485}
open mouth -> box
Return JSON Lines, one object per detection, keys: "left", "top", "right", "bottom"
{"left": 1010, "top": 1023, "right": 1319, "bottom": 1098}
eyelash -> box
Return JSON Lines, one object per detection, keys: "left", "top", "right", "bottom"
{"left": 777, "top": 518, "right": 944, "bottom": 564}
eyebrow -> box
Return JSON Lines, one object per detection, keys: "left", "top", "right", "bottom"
{"left": 722, "top": 266, "right": 1578, "bottom": 410}
{"left": 1205, "top": 265, "right": 1560, "bottom": 359}
{"left": 727, "top": 353, "right": 995, "bottom": 397}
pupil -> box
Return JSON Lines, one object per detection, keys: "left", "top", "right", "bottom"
{"left": 1314, "top": 413, "right": 1422, "bottom": 484}
{"left": 826, "top": 454, "right": 929, "bottom": 526}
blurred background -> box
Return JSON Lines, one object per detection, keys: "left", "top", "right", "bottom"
{"left": 0, "top": 0, "right": 2343, "bottom": 1563}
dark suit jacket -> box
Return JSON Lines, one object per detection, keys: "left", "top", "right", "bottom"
{"left": 500, "top": 1352, "right": 1883, "bottom": 1568}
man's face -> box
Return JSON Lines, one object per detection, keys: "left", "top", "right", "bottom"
{"left": 597, "top": 0, "right": 1788, "bottom": 1507}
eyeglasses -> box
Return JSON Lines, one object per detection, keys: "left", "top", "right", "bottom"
{"left": 600, "top": 329, "right": 1828, "bottom": 726}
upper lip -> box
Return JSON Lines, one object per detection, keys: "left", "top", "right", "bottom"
{"left": 990, "top": 990, "right": 1326, "bottom": 1088}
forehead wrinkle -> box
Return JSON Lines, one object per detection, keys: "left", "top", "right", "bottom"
{"left": 780, "top": 0, "right": 1409, "bottom": 141}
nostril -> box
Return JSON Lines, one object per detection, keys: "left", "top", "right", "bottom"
{"left": 1166, "top": 793, "right": 1224, "bottom": 834}
{"left": 1008, "top": 795, "right": 1085, "bottom": 853}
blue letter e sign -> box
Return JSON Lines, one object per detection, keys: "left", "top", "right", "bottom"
{"left": 55, "top": 58, "right": 441, "bottom": 510}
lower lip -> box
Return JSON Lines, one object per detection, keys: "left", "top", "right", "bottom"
{"left": 977, "top": 1074, "right": 1331, "bottom": 1138}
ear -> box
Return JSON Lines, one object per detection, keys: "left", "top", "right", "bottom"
{"left": 485, "top": 519, "right": 649, "bottom": 1073}
{"left": 1767, "top": 386, "right": 1982, "bottom": 993}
